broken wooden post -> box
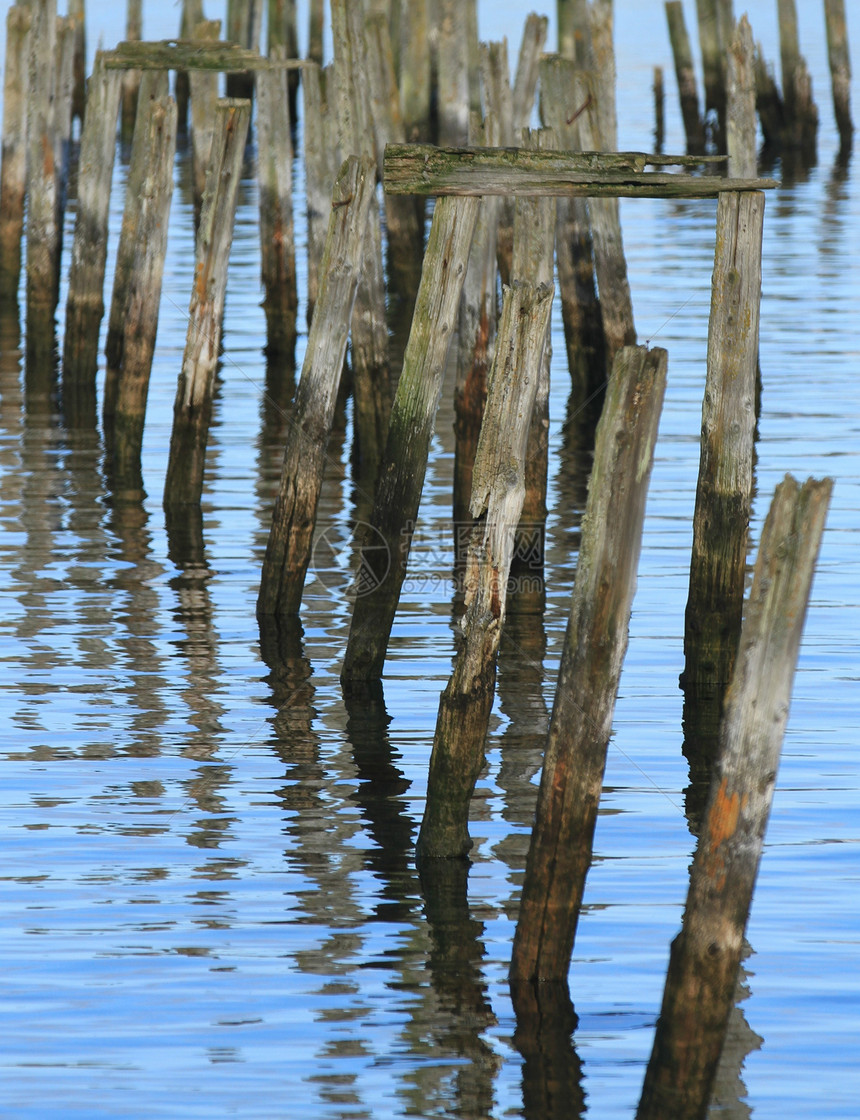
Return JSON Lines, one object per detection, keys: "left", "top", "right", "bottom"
{"left": 637, "top": 475, "right": 832, "bottom": 1120}
{"left": 513, "top": 14, "right": 549, "bottom": 131}
{"left": 120, "top": 0, "right": 143, "bottom": 142}
{"left": 416, "top": 280, "right": 553, "bottom": 862}
{"left": 62, "top": 52, "right": 122, "bottom": 420}
{"left": 341, "top": 195, "right": 480, "bottom": 682}
{"left": 256, "top": 46, "right": 298, "bottom": 364}
{"left": 109, "top": 97, "right": 178, "bottom": 485}
{"left": 0, "top": 5, "right": 32, "bottom": 306}
{"left": 665, "top": 1, "right": 706, "bottom": 154}
{"left": 103, "top": 70, "right": 170, "bottom": 431}
{"left": 189, "top": 19, "right": 222, "bottom": 225}
{"left": 509, "top": 344, "right": 668, "bottom": 983}
{"left": 680, "top": 191, "right": 764, "bottom": 775}
{"left": 163, "top": 99, "right": 252, "bottom": 507}
{"left": 824, "top": 0, "right": 853, "bottom": 156}
{"left": 256, "top": 155, "right": 377, "bottom": 616}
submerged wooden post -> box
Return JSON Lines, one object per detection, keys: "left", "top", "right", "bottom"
{"left": 256, "top": 156, "right": 377, "bottom": 616}
{"left": 62, "top": 52, "right": 123, "bottom": 417}
{"left": 0, "top": 5, "right": 32, "bottom": 305}
{"left": 637, "top": 476, "right": 832, "bottom": 1120}
{"left": 257, "top": 47, "right": 298, "bottom": 363}
{"left": 417, "top": 281, "right": 553, "bottom": 862}
{"left": 341, "top": 196, "right": 481, "bottom": 682}
{"left": 189, "top": 20, "right": 222, "bottom": 224}
{"left": 510, "top": 345, "right": 668, "bottom": 983}
{"left": 824, "top": 0, "right": 853, "bottom": 155}
{"left": 681, "top": 191, "right": 764, "bottom": 753}
{"left": 163, "top": 99, "right": 252, "bottom": 507}
{"left": 665, "top": 1, "right": 706, "bottom": 154}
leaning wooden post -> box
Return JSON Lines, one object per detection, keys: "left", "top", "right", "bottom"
{"left": 110, "top": 97, "right": 178, "bottom": 485}
{"left": 302, "top": 63, "right": 340, "bottom": 324}
{"left": 824, "top": 0, "right": 853, "bottom": 156}
{"left": 416, "top": 280, "right": 554, "bottom": 863}
{"left": 665, "top": 1, "right": 706, "bottom": 154}
{"left": 0, "top": 5, "right": 32, "bottom": 305}
{"left": 256, "top": 47, "right": 298, "bottom": 364}
{"left": 62, "top": 52, "right": 122, "bottom": 418}
{"left": 680, "top": 191, "right": 764, "bottom": 760}
{"left": 509, "top": 344, "right": 668, "bottom": 983}
{"left": 189, "top": 20, "right": 222, "bottom": 225}
{"left": 163, "top": 99, "right": 252, "bottom": 508}
{"left": 341, "top": 195, "right": 481, "bottom": 682}
{"left": 637, "top": 475, "right": 832, "bottom": 1120}
{"left": 513, "top": 14, "right": 549, "bottom": 132}
{"left": 256, "top": 156, "right": 377, "bottom": 616}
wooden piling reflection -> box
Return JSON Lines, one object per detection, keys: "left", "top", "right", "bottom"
{"left": 510, "top": 345, "right": 667, "bottom": 983}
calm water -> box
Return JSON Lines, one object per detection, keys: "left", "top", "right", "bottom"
{"left": 1, "top": 2, "right": 858, "bottom": 1117}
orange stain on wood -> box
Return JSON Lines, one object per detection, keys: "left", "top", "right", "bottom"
{"left": 708, "top": 777, "right": 747, "bottom": 851}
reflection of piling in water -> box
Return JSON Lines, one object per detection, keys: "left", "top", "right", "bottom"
{"left": 0, "top": 7, "right": 32, "bottom": 308}
{"left": 164, "top": 99, "right": 251, "bottom": 508}
{"left": 510, "top": 345, "right": 667, "bottom": 983}
{"left": 637, "top": 476, "right": 832, "bottom": 1120}
{"left": 510, "top": 979, "right": 586, "bottom": 1120}
{"left": 256, "top": 156, "right": 376, "bottom": 617}
{"left": 417, "top": 281, "right": 553, "bottom": 862}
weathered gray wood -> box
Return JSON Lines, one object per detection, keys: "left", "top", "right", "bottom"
{"left": 557, "top": 0, "right": 591, "bottom": 65}
{"left": 103, "top": 70, "right": 170, "bottom": 429}
{"left": 824, "top": 0, "right": 852, "bottom": 153}
{"left": 399, "top": 0, "right": 431, "bottom": 141}
{"left": 637, "top": 475, "right": 832, "bottom": 1120}
{"left": 726, "top": 15, "right": 757, "bottom": 179}
{"left": 382, "top": 144, "right": 777, "bottom": 197}
{"left": 665, "top": 1, "right": 705, "bottom": 153}
{"left": 257, "top": 47, "right": 298, "bottom": 363}
{"left": 589, "top": 0, "right": 618, "bottom": 150}
{"left": 120, "top": 0, "right": 143, "bottom": 140}
{"left": 189, "top": 20, "right": 222, "bottom": 223}
{"left": 163, "top": 99, "right": 252, "bottom": 507}
{"left": 509, "top": 345, "right": 668, "bottom": 983}
{"left": 513, "top": 14, "right": 549, "bottom": 132}
{"left": 416, "top": 281, "right": 554, "bottom": 862}
{"left": 481, "top": 40, "right": 516, "bottom": 283}
{"left": 302, "top": 62, "right": 340, "bottom": 322}
{"left": 62, "top": 52, "right": 122, "bottom": 412}
{"left": 777, "top": 0, "right": 818, "bottom": 149}
{"left": 681, "top": 191, "right": 764, "bottom": 762}
{"left": 437, "top": 0, "right": 471, "bottom": 146}
{"left": 69, "top": 0, "right": 86, "bottom": 124}
{"left": 308, "top": 0, "right": 324, "bottom": 65}
{"left": 257, "top": 156, "right": 377, "bottom": 616}
{"left": 696, "top": 0, "right": 727, "bottom": 146}
{"left": 175, "top": 0, "right": 205, "bottom": 131}
{"left": 54, "top": 15, "right": 76, "bottom": 243}
{"left": 110, "top": 97, "right": 178, "bottom": 483}
{"left": 103, "top": 40, "right": 304, "bottom": 72}
{"left": 267, "top": 0, "right": 299, "bottom": 123}
{"left": 341, "top": 196, "right": 481, "bottom": 682}
{"left": 0, "top": 5, "right": 32, "bottom": 304}
{"left": 225, "top": 0, "right": 263, "bottom": 100}
{"left": 653, "top": 65, "right": 665, "bottom": 152}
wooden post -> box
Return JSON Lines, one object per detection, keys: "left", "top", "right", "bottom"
{"left": 557, "top": 0, "right": 590, "bottom": 65}
{"left": 653, "top": 66, "right": 665, "bottom": 152}
{"left": 189, "top": 20, "right": 222, "bottom": 225}
{"left": 62, "top": 52, "right": 122, "bottom": 418}
{"left": 509, "top": 345, "right": 668, "bottom": 983}
{"left": 163, "top": 99, "right": 252, "bottom": 508}
{"left": 696, "top": 0, "right": 727, "bottom": 148}
{"left": 120, "top": 0, "right": 143, "bottom": 142}
{"left": 665, "top": 1, "right": 706, "bottom": 154}
{"left": 481, "top": 40, "right": 516, "bottom": 284}
{"left": 513, "top": 14, "right": 549, "bottom": 132}
{"left": 726, "top": 15, "right": 757, "bottom": 179}
{"left": 399, "top": 0, "right": 431, "bottom": 142}
{"left": 103, "top": 71, "right": 170, "bottom": 431}
{"left": 302, "top": 63, "right": 340, "bottom": 324}
{"left": 416, "top": 280, "right": 554, "bottom": 862}
{"left": 777, "top": 0, "right": 818, "bottom": 150}
{"left": 225, "top": 0, "right": 263, "bottom": 101}
{"left": 824, "top": 0, "right": 853, "bottom": 156}
{"left": 0, "top": 5, "right": 32, "bottom": 306}
{"left": 175, "top": 0, "right": 204, "bottom": 132}
{"left": 437, "top": 0, "right": 471, "bottom": 147}
{"left": 256, "top": 47, "right": 298, "bottom": 364}
{"left": 341, "top": 196, "right": 480, "bottom": 682}
{"left": 256, "top": 156, "right": 377, "bottom": 616}
{"left": 637, "top": 475, "right": 832, "bottom": 1120}
{"left": 309, "top": 0, "right": 324, "bottom": 66}
{"left": 110, "top": 97, "right": 178, "bottom": 484}
{"left": 69, "top": 0, "right": 86, "bottom": 125}
{"left": 681, "top": 191, "right": 763, "bottom": 760}
{"left": 268, "top": 0, "right": 300, "bottom": 125}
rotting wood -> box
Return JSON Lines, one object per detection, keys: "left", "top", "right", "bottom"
{"left": 54, "top": 17, "right": 76, "bottom": 262}
{"left": 509, "top": 345, "right": 668, "bottom": 984}
{"left": 256, "top": 156, "right": 377, "bottom": 616}
{"left": 824, "top": 0, "right": 853, "bottom": 155}
{"left": 189, "top": 20, "right": 222, "bottom": 223}
{"left": 340, "top": 195, "right": 481, "bottom": 682}
{"left": 0, "top": 5, "right": 32, "bottom": 305}
{"left": 382, "top": 144, "right": 777, "bottom": 198}
{"left": 665, "top": 1, "right": 705, "bottom": 154}
{"left": 637, "top": 475, "right": 832, "bottom": 1120}
{"left": 62, "top": 52, "right": 122, "bottom": 418}
{"left": 416, "top": 280, "right": 554, "bottom": 863}
{"left": 163, "top": 99, "right": 252, "bottom": 508}
{"left": 102, "top": 39, "right": 305, "bottom": 72}
{"left": 696, "top": 0, "right": 728, "bottom": 148}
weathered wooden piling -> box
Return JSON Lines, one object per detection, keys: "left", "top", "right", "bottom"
{"left": 398, "top": 0, "right": 431, "bottom": 142}
{"left": 268, "top": 0, "right": 300, "bottom": 125}
{"left": 62, "top": 52, "right": 123, "bottom": 418}
{"left": 509, "top": 345, "right": 668, "bottom": 983}
{"left": 416, "top": 280, "right": 553, "bottom": 863}
{"left": 481, "top": 40, "right": 516, "bottom": 284}
{"left": 513, "top": 14, "right": 549, "bottom": 130}
{"left": 225, "top": 0, "right": 263, "bottom": 101}
{"left": 824, "top": 0, "right": 853, "bottom": 155}
{"left": 696, "top": 0, "right": 729, "bottom": 148}
{"left": 174, "top": 0, "right": 205, "bottom": 131}
{"left": 301, "top": 63, "right": 340, "bottom": 323}
{"left": 163, "top": 99, "right": 252, "bottom": 508}
{"left": 557, "top": 0, "right": 591, "bottom": 65}
{"left": 256, "top": 156, "right": 377, "bottom": 616}
{"left": 680, "top": 191, "right": 764, "bottom": 761}
{"left": 103, "top": 70, "right": 170, "bottom": 430}
{"left": 120, "top": 0, "right": 143, "bottom": 142}
{"left": 69, "top": 0, "right": 86, "bottom": 125}
{"left": 309, "top": 0, "right": 324, "bottom": 66}
{"left": 0, "top": 5, "right": 32, "bottom": 305}
{"left": 436, "top": 0, "right": 473, "bottom": 147}
{"left": 653, "top": 66, "right": 665, "bottom": 152}
{"left": 256, "top": 49, "right": 298, "bottom": 364}
{"left": 665, "top": 1, "right": 706, "bottom": 154}
{"left": 340, "top": 195, "right": 481, "bottom": 682}
{"left": 726, "top": 15, "right": 757, "bottom": 179}
{"left": 777, "top": 0, "right": 819, "bottom": 150}
{"left": 109, "top": 98, "right": 178, "bottom": 483}
{"left": 189, "top": 20, "right": 222, "bottom": 224}
{"left": 637, "top": 475, "right": 832, "bottom": 1120}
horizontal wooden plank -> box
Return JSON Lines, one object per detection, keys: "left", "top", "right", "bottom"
{"left": 103, "top": 40, "right": 305, "bottom": 72}
{"left": 383, "top": 144, "right": 777, "bottom": 198}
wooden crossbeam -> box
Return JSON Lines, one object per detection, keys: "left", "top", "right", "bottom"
{"left": 102, "top": 39, "right": 305, "bottom": 72}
